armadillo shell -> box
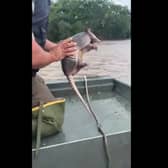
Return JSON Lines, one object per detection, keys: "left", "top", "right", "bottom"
{"left": 61, "top": 56, "right": 78, "bottom": 76}
{"left": 71, "top": 32, "right": 91, "bottom": 50}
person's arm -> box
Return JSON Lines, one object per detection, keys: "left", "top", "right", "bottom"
{"left": 32, "top": 39, "right": 54, "bottom": 69}
{"left": 32, "top": 38, "right": 78, "bottom": 69}
{"left": 44, "top": 39, "right": 57, "bottom": 51}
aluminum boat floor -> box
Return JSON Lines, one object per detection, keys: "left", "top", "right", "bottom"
{"left": 32, "top": 84, "right": 130, "bottom": 149}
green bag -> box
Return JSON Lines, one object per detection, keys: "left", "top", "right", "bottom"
{"left": 32, "top": 98, "right": 65, "bottom": 156}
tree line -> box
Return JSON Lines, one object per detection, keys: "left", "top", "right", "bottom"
{"left": 48, "top": 0, "right": 131, "bottom": 42}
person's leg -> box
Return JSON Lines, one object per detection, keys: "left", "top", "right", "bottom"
{"left": 32, "top": 75, "right": 55, "bottom": 107}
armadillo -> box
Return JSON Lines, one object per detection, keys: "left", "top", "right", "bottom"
{"left": 61, "top": 28, "right": 101, "bottom": 115}
{"left": 61, "top": 29, "right": 111, "bottom": 168}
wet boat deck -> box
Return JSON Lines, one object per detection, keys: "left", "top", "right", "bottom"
{"left": 32, "top": 77, "right": 131, "bottom": 168}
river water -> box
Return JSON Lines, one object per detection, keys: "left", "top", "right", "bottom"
{"left": 39, "top": 40, "right": 131, "bottom": 85}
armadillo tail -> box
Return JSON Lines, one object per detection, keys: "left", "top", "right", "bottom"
{"left": 67, "top": 75, "right": 92, "bottom": 115}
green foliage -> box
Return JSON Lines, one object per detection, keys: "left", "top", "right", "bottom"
{"left": 48, "top": 0, "right": 131, "bottom": 42}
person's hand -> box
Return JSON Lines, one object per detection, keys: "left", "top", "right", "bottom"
{"left": 49, "top": 38, "right": 78, "bottom": 62}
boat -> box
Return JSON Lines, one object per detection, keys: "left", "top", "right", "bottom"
{"left": 32, "top": 76, "right": 131, "bottom": 168}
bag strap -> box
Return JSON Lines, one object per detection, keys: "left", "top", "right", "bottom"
{"left": 35, "top": 101, "right": 44, "bottom": 158}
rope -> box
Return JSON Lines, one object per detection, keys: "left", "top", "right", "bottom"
{"left": 83, "top": 75, "right": 112, "bottom": 168}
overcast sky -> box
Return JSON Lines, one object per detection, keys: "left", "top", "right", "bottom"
{"left": 114, "top": 0, "right": 130, "bottom": 10}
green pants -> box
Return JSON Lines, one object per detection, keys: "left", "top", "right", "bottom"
{"left": 32, "top": 75, "right": 65, "bottom": 156}
{"left": 32, "top": 74, "right": 65, "bottom": 138}
{"left": 32, "top": 75, "right": 56, "bottom": 107}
